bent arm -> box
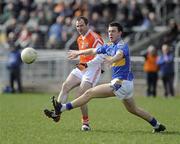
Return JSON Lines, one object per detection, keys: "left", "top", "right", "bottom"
{"left": 105, "top": 50, "right": 124, "bottom": 65}
{"left": 111, "top": 50, "right": 124, "bottom": 62}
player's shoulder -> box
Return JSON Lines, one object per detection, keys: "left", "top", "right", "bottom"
{"left": 117, "top": 40, "right": 128, "bottom": 49}
{"left": 89, "top": 29, "right": 98, "bottom": 35}
{"left": 117, "top": 39, "right": 126, "bottom": 46}
{"left": 89, "top": 30, "right": 102, "bottom": 38}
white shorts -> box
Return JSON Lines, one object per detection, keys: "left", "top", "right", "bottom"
{"left": 111, "top": 79, "right": 134, "bottom": 100}
{"left": 71, "top": 65, "right": 101, "bottom": 87}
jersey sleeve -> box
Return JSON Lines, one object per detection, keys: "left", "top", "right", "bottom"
{"left": 93, "top": 39, "right": 104, "bottom": 48}
{"left": 87, "top": 54, "right": 105, "bottom": 67}
{"left": 117, "top": 43, "right": 129, "bottom": 56}
{"left": 96, "top": 44, "right": 107, "bottom": 54}
{"left": 87, "top": 43, "right": 105, "bottom": 67}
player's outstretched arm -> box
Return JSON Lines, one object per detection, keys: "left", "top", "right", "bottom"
{"left": 68, "top": 49, "right": 97, "bottom": 59}
{"left": 87, "top": 54, "right": 105, "bottom": 67}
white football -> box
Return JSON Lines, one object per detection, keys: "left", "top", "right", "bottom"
{"left": 21, "top": 47, "right": 37, "bottom": 64}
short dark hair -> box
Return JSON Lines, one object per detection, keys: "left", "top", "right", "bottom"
{"left": 76, "top": 16, "right": 89, "bottom": 25}
{"left": 109, "top": 22, "right": 123, "bottom": 32}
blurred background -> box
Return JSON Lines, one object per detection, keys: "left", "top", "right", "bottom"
{"left": 0, "top": 0, "right": 179, "bottom": 95}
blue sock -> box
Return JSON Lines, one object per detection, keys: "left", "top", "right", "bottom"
{"left": 149, "top": 118, "right": 157, "bottom": 127}
{"left": 66, "top": 103, "right": 73, "bottom": 110}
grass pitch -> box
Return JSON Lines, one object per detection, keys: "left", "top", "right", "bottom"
{"left": 0, "top": 93, "right": 180, "bottom": 144}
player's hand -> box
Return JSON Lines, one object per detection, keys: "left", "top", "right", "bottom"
{"left": 103, "top": 57, "right": 113, "bottom": 67}
{"left": 68, "top": 50, "right": 79, "bottom": 59}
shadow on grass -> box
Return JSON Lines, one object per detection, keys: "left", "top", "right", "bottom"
{"left": 62, "top": 127, "right": 180, "bottom": 136}
{"left": 128, "top": 130, "right": 180, "bottom": 136}
{"left": 61, "top": 128, "right": 123, "bottom": 134}
{"left": 85, "top": 129, "right": 180, "bottom": 136}
{"left": 93, "top": 129, "right": 123, "bottom": 134}
{"left": 160, "top": 131, "right": 180, "bottom": 136}
{"left": 93, "top": 129, "right": 152, "bottom": 135}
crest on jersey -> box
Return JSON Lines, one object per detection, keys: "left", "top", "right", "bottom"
{"left": 82, "top": 42, "right": 89, "bottom": 48}
{"left": 106, "top": 42, "right": 113, "bottom": 46}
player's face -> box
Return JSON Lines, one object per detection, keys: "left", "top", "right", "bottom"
{"left": 76, "top": 19, "right": 88, "bottom": 36}
{"left": 162, "top": 44, "right": 169, "bottom": 54}
{"left": 108, "top": 26, "right": 122, "bottom": 43}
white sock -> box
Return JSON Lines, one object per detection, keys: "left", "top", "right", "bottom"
{"left": 60, "top": 104, "right": 67, "bottom": 112}
{"left": 154, "top": 122, "right": 160, "bottom": 129}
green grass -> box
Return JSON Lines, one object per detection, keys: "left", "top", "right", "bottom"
{"left": 0, "top": 93, "right": 180, "bottom": 144}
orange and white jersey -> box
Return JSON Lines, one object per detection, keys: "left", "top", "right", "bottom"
{"left": 77, "top": 29, "right": 104, "bottom": 63}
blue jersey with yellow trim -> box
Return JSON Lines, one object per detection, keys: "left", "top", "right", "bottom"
{"left": 96, "top": 40, "right": 134, "bottom": 80}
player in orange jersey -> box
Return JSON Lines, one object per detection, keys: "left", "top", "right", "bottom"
{"left": 44, "top": 16, "right": 104, "bottom": 131}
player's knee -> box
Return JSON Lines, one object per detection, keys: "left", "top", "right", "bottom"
{"left": 84, "top": 88, "right": 94, "bottom": 99}
{"left": 61, "top": 81, "right": 71, "bottom": 92}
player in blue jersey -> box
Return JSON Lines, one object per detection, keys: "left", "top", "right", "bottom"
{"left": 44, "top": 22, "right": 166, "bottom": 133}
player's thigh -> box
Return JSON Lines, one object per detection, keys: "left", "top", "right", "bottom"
{"left": 89, "top": 83, "right": 115, "bottom": 98}
{"left": 76, "top": 81, "right": 92, "bottom": 97}
{"left": 64, "top": 72, "right": 81, "bottom": 89}
{"left": 83, "top": 66, "right": 101, "bottom": 87}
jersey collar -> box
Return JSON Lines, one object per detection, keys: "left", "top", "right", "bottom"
{"left": 113, "top": 38, "right": 122, "bottom": 45}
{"left": 82, "top": 29, "right": 91, "bottom": 40}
